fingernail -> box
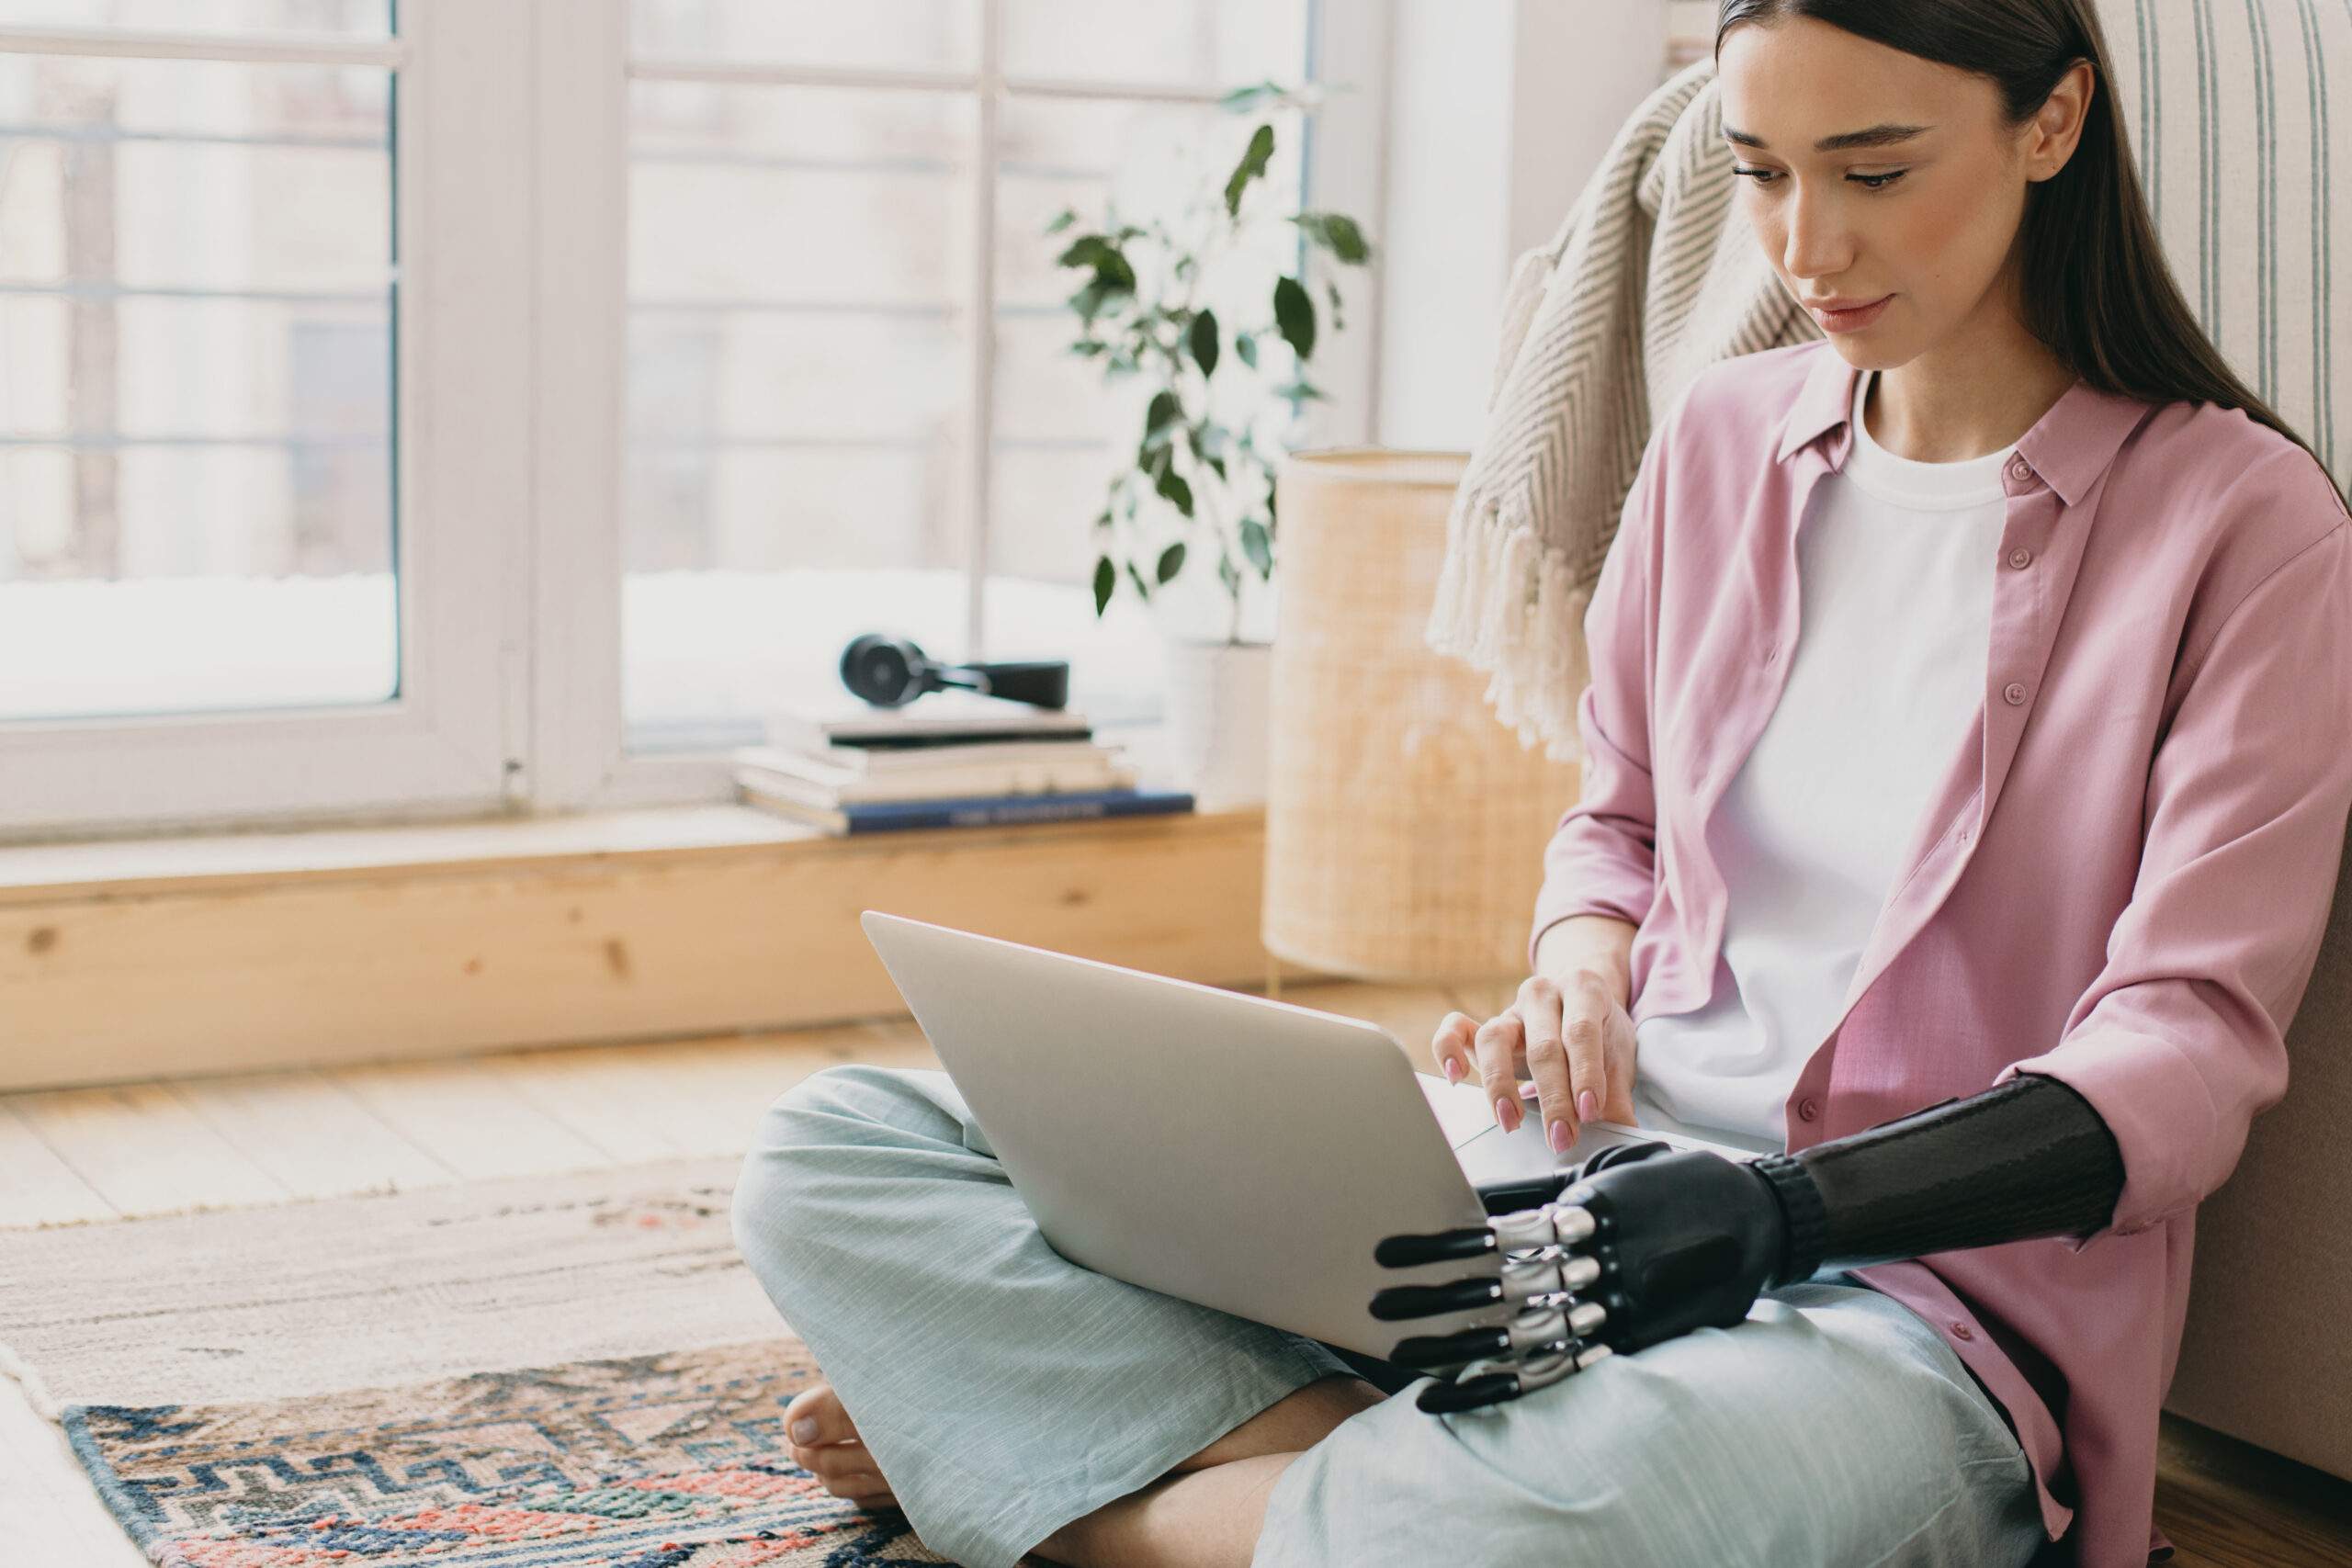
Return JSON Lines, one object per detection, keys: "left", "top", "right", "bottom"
{"left": 1495, "top": 1097, "right": 1518, "bottom": 1132}
{"left": 1548, "top": 1118, "right": 1573, "bottom": 1154}
{"left": 1578, "top": 1090, "right": 1599, "bottom": 1122}
{"left": 1444, "top": 1058, "right": 1464, "bottom": 1084}
{"left": 792, "top": 1417, "right": 820, "bottom": 1445}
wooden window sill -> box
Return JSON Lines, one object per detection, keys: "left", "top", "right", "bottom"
{"left": 0, "top": 805, "right": 1280, "bottom": 1091}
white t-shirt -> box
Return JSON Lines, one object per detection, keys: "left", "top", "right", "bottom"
{"left": 1632, "top": 376, "right": 2014, "bottom": 1145}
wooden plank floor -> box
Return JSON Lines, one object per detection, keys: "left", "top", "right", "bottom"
{"left": 2, "top": 980, "right": 2345, "bottom": 1568}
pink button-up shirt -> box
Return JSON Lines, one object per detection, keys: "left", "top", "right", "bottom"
{"left": 1533, "top": 341, "right": 2352, "bottom": 1568}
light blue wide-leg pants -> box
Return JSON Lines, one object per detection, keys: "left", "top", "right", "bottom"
{"left": 732, "top": 1066, "right": 2046, "bottom": 1568}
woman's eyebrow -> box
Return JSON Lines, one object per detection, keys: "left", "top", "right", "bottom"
{"left": 1721, "top": 123, "right": 1932, "bottom": 152}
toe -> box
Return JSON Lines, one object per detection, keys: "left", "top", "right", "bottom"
{"left": 784, "top": 1382, "right": 898, "bottom": 1507}
{"left": 790, "top": 1438, "right": 876, "bottom": 1480}
{"left": 784, "top": 1382, "right": 859, "bottom": 1447}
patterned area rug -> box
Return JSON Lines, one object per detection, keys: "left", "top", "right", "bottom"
{"left": 62, "top": 1341, "right": 951, "bottom": 1567}
{"left": 0, "top": 1162, "right": 971, "bottom": 1565}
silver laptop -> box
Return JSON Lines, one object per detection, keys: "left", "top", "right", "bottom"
{"left": 860, "top": 911, "right": 1750, "bottom": 1359}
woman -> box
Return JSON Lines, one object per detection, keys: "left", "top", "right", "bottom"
{"left": 732, "top": 3, "right": 2352, "bottom": 1564}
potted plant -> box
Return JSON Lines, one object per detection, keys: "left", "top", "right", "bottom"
{"left": 1052, "top": 95, "right": 1371, "bottom": 807}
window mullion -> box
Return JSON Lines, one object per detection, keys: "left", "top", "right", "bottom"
{"left": 521, "top": 0, "right": 630, "bottom": 808}
{"left": 967, "top": 0, "right": 1004, "bottom": 663}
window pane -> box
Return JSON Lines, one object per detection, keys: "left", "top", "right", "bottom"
{"left": 1002, "top": 0, "right": 1307, "bottom": 88}
{"left": 0, "top": 51, "right": 396, "bottom": 722}
{"left": 626, "top": 80, "right": 973, "bottom": 751}
{"left": 991, "top": 94, "right": 1305, "bottom": 697}
{"left": 0, "top": 1, "right": 390, "bottom": 37}
{"left": 629, "top": 0, "right": 978, "bottom": 73}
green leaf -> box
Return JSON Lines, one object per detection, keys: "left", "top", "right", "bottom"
{"left": 1240, "top": 518, "right": 1273, "bottom": 577}
{"left": 1092, "top": 554, "right": 1115, "bottom": 615}
{"left": 1156, "top": 465, "right": 1195, "bottom": 517}
{"left": 1275, "top": 378, "right": 1329, "bottom": 402}
{"left": 1055, "top": 233, "right": 1129, "bottom": 277}
{"left": 1155, "top": 541, "right": 1188, "bottom": 585}
{"left": 1069, "top": 280, "right": 1125, "bottom": 321}
{"left": 1045, "top": 208, "right": 1079, "bottom": 234}
{"left": 1224, "top": 123, "right": 1276, "bottom": 217}
{"left": 1126, "top": 560, "right": 1154, "bottom": 603}
{"left": 1235, "top": 333, "right": 1259, "bottom": 369}
{"left": 1057, "top": 234, "right": 1136, "bottom": 321}
{"left": 1217, "top": 552, "right": 1241, "bottom": 596}
{"left": 1241, "top": 522, "right": 1279, "bottom": 576}
{"left": 1293, "top": 211, "right": 1372, "bottom": 265}
{"left": 1272, "top": 276, "right": 1317, "bottom": 359}
{"left": 1145, "top": 389, "right": 1184, "bottom": 444}
{"left": 1187, "top": 310, "right": 1220, "bottom": 378}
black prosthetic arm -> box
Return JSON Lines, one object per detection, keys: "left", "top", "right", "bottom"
{"left": 1373, "top": 1075, "right": 2125, "bottom": 1414}
{"left": 1748, "top": 1075, "right": 2127, "bottom": 1280}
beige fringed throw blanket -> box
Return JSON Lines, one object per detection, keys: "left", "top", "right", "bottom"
{"left": 1426, "top": 60, "right": 1817, "bottom": 761}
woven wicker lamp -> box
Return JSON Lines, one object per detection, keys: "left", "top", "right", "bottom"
{"left": 1262, "top": 450, "right": 1582, "bottom": 983}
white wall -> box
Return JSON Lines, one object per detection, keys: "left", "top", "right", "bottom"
{"left": 1374, "top": 0, "right": 1668, "bottom": 450}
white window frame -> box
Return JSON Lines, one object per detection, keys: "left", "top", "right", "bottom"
{"left": 0, "top": 6, "right": 534, "bottom": 838}
{"left": 531, "top": 0, "right": 1393, "bottom": 810}
{"left": 0, "top": 0, "right": 1392, "bottom": 835}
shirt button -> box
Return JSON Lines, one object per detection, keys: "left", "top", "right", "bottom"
{"left": 1951, "top": 1321, "right": 1975, "bottom": 1341}
{"left": 2006, "top": 457, "right": 2033, "bottom": 483}
{"left": 2003, "top": 682, "right": 2028, "bottom": 705}
{"left": 2007, "top": 547, "right": 2032, "bottom": 570}
{"left": 1796, "top": 1097, "right": 1821, "bottom": 1122}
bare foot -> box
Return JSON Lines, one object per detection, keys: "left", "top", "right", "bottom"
{"left": 1038, "top": 1377, "right": 1384, "bottom": 1568}
{"left": 784, "top": 1371, "right": 1383, "bottom": 1560}
{"left": 783, "top": 1382, "right": 898, "bottom": 1509}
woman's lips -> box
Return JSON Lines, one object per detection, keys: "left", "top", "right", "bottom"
{"left": 1808, "top": 294, "right": 1893, "bottom": 333}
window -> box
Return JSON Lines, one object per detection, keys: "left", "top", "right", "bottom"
{"left": 0, "top": 2, "right": 533, "bottom": 836}
{"left": 0, "top": 27, "right": 396, "bottom": 723}
{"left": 620, "top": 0, "right": 1315, "bottom": 755}
{"left": 0, "top": 0, "right": 1369, "bottom": 836}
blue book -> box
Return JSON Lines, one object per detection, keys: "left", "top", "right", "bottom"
{"left": 741, "top": 782, "right": 1196, "bottom": 836}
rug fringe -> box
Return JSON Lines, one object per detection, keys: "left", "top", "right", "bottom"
{"left": 0, "top": 1335, "right": 64, "bottom": 1422}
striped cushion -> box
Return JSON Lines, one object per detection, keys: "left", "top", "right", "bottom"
{"left": 2102, "top": 0, "right": 2352, "bottom": 491}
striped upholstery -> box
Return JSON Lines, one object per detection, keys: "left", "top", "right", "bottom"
{"left": 2103, "top": 0, "right": 2352, "bottom": 489}
{"left": 2126, "top": 7, "right": 2352, "bottom": 1487}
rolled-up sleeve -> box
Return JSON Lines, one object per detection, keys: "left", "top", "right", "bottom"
{"left": 2011, "top": 513, "right": 2352, "bottom": 1234}
{"left": 1529, "top": 448, "right": 1665, "bottom": 962}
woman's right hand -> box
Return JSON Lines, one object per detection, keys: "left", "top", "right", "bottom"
{"left": 1430, "top": 916, "right": 1640, "bottom": 1153}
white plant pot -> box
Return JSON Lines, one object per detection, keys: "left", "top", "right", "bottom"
{"left": 1161, "top": 637, "right": 1272, "bottom": 811}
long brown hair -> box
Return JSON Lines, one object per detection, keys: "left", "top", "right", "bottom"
{"left": 1717, "top": 0, "right": 2309, "bottom": 452}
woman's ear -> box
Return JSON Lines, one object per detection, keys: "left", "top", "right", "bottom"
{"left": 2024, "top": 60, "right": 2096, "bottom": 183}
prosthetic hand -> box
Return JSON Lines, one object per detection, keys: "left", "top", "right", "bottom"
{"left": 1373, "top": 1074, "right": 2125, "bottom": 1414}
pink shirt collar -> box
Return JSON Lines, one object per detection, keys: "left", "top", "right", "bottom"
{"left": 1772, "top": 344, "right": 2154, "bottom": 510}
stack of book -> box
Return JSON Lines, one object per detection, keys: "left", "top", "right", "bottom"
{"left": 737, "top": 694, "right": 1194, "bottom": 836}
